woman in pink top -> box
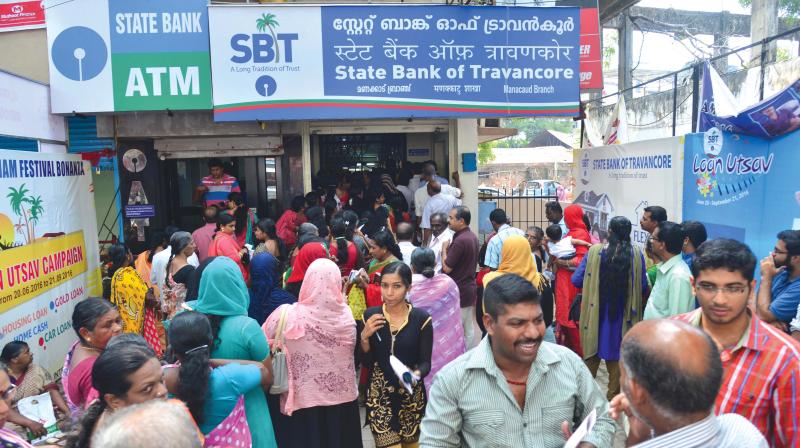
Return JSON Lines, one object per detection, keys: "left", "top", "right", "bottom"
{"left": 263, "top": 258, "right": 361, "bottom": 448}
{"left": 62, "top": 298, "right": 123, "bottom": 422}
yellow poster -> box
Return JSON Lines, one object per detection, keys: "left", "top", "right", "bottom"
{"left": 0, "top": 231, "right": 87, "bottom": 314}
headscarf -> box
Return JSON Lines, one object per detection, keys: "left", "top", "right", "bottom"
{"left": 263, "top": 258, "right": 357, "bottom": 415}
{"left": 249, "top": 252, "right": 296, "bottom": 324}
{"left": 483, "top": 235, "right": 544, "bottom": 290}
{"left": 185, "top": 256, "right": 218, "bottom": 302}
{"left": 190, "top": 257, "right": 250, "bottom": 316}
{"left": 286, "top": 242, "right": 328, "bottom": 283}
{"left": 564, "top": 204, "right": 591, "bottom": 242}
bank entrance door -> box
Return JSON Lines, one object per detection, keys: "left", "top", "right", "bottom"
{"left": 317, "top": 134, "right": 407, "bottom": 172}
{"left": 161, "top": 156, "right": 282, "bottom": 231}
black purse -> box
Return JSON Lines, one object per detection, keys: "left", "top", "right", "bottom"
{"left": 568, "top": 293, "right": 582, "bottom": 322}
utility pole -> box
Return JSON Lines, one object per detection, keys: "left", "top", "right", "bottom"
{"left": 750, "top": 0, "right": 779, "bottom": 66}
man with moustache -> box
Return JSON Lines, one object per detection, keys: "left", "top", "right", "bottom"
{"left": 610, "top": 319, "right": 767, "bottom": 447}
{"left": 613, "top": 239, "right": 800, "bottom": 447}
{"left": 420, "top": 274, "right": 615, "bottom": 448}
{"left": 756, "top": 230, "right": 800, "bottom": 330}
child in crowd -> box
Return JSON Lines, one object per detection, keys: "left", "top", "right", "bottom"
{"left": 544, "top": 225, "right": 592, "bottom": 280}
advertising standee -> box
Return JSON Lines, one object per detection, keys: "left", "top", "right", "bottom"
{"left": 0, "top": 150, "right": 101, "bottom": 376}
{"left": 574, "top": 137, "right": 684, "bottom": 247}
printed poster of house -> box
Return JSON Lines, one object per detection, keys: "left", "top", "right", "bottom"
{"left": 574, "top": 190, "right": 614, "bottom": 232}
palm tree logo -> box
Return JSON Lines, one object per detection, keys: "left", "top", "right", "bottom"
{"left": 256, "top": 13, "right": 281, "bottom": 63}
{"left": 6, "top": 184, "right": 45, "bottom": 244}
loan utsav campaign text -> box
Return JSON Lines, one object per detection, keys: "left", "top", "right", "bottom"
{"left": 0, "top": 151, "right": 101, "bottom": 377}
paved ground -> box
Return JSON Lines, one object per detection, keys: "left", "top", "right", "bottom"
{"left": 359, "top": 360, "right": 627, "bottom": 447}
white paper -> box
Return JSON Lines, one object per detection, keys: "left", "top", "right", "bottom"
{"left": 563, "top": 408, "right": 597, "bottom": 448}
{"left": 16, "top": 392, "right": 63, "bottom": 445}
{"left": 389, "top": 355, "right": 414, "bottom": 394}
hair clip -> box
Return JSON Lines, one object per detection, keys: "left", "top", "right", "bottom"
{"left": 184, "top": 344, "right": 209, "bottom": 355}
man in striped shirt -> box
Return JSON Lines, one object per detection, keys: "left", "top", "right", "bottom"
{"left": 612, "top": 319, "right": 766, "bottom": 447}
{"left": 420, "top": 274, "right": 615, "bottom": 447}
{"left": 193, "top": 158, "right": 241, "bottom": 207}
{"left": 668, "top": 238, "right": 800, "bottom": 447}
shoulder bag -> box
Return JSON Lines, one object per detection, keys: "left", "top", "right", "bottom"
{"left": 269, "top": 306, "right": 290, "bottom": 395}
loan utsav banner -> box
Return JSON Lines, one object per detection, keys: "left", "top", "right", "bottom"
{"left": 0, "top": 150, "right": 102, "bottom": 377}
{"left": 682, "top": 130, "right": 800, "bottom": 260}
{"left": 45, "top": 0, "right": 212, "bottom": 113}
{"left": 209, "top": 5, "right": 581, "bottom": 121}
{"left": 574, "top": 137, "right": 684, "bottom": 247}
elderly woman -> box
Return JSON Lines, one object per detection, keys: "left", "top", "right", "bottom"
{"left": 162, "top": 231, "right": 197, "bottom": 320}
{"left": 1, "top": 341, "right": 69, "bottom": 439}
{"left": 263, "top": 258, "right": 361, "bottom": 448}
{"left": 62, "top": 297, "right": 123, "bottom": 420}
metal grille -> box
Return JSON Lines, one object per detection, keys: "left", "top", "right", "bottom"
{"left": 478, "top": 191, "right": 558, "bottom": 238}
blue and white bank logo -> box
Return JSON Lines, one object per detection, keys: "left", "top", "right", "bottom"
{"left": 256, "top": 75, "right": 277, "bottom": 97}
{"left": 51, "top": 26, "right": 108, "bottom": 81}
{"left": 580, "top": 151, "right": 590, "bottom": 185}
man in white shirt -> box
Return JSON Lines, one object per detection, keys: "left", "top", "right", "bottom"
{"left": 415, "top": 164, "right": 461, "bottom": 221}
{"left": 397, "top": 222, "right": 417, "bottom": 266}
{"left": 427, "top": 212, "right": 454, "bottom": 273}
{"left": 421, "top": 181, "right": 461, "bottom": 245}
{"left": 151, "top": 227, "right": 199, "bottom": 299}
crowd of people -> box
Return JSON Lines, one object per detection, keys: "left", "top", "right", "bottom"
{"left": 2, "top": 160, "right": 800, "bottom": 448}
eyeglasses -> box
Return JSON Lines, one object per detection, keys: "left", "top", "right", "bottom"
{"left": 773, "top": 247, "right": 789, "bottom": 255}
{"left": 650, "top": 236, "right": 661, "bottom": 243}
{"left": 695, "top": 283, "right": 749, "bottom": 297}
{"left": 0, "top": 384, "right": 16, "bottom": 402}
{"left": 526, "top": 234, "right": 541, "bottom": 241}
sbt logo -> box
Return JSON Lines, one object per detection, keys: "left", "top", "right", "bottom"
{"left": 230, "top": 33, "right": 298, "bottom": 64}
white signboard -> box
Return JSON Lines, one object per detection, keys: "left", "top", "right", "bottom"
{"left": 0, "top": 150, "right": 102, "bottom": 376}
{"left": 574, "top": 136, "right": 684, "bottom": 247}
{"left": 0, "top": 71, "right": 66, "bottom": 142}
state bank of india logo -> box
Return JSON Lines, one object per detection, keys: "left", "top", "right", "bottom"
{"left": 51, "top": 26, "right": 108, "bottom": 81}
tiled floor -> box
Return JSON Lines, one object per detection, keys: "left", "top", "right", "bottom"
{"left": 358, "top": 360, "right": 626, "bottom": 448}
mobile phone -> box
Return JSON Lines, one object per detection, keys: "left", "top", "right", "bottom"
{"left": 348, "top": 270, "right": 359, "bottom": 283}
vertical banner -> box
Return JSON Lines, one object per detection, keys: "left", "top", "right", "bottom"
{"left": 574, "top": 137, "right": 684, "bottom": 247}
{"left": 0, "top": 150, "right": 101, "bottom": 377}
{"left": 45, "top": 0, "right": 212, "bottom": 113}
{"left": 682, "top": 131, "right": 798, "bottom": 259}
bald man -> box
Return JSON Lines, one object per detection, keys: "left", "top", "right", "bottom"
{"left": 421, "top": 180, "right": 461, "bottom": 244}
{"left": 612, "top": 319, "right": 767, "bottom": 447}
{"left": 396, "top": 221, "right": 417, "bottom": 265}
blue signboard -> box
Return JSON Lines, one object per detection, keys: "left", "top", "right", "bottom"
{"left": 124, "top": 204, "right": 156, "bottom": 219}
{"left": 682, "top": 130, "right": 800, "bottom": 261}
{"left": 209, "top": 5, "right": 581, "bottom": 121}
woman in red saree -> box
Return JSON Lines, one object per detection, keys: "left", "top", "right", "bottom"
{"left": 209, "top": 213, "right": 250, "bottom": 283}
{"left": 553, "top": 204, "right": 591, "bottom": 357}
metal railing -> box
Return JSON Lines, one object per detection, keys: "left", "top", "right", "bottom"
{"left": 478, "top": 191, "right": 558, "bottom": 237}
{"left": 583, "top": 25, "right": 800, "bottom": 141}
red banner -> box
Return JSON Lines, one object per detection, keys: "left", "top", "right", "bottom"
{"left": 579, "top": 7, "right": 603, "bottom": 91}
{"left": 0, "top": 1, "right": 45, "bottom": 32}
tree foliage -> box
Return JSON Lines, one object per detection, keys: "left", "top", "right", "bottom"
{"left": 492, "top": 117, "right": 574, "bottom": 148}
{"left": 739, "top": 0, "right": 800, "bottom": 18}
{"left": 478, "top": 142, "right": 496, "bottom": 165}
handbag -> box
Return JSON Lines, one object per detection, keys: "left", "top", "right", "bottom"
{"left": 568, "top": 293, "right": 582, "bottom": 322}
{"left": 269, "top": 306, "right": 290, "bottom": 395}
